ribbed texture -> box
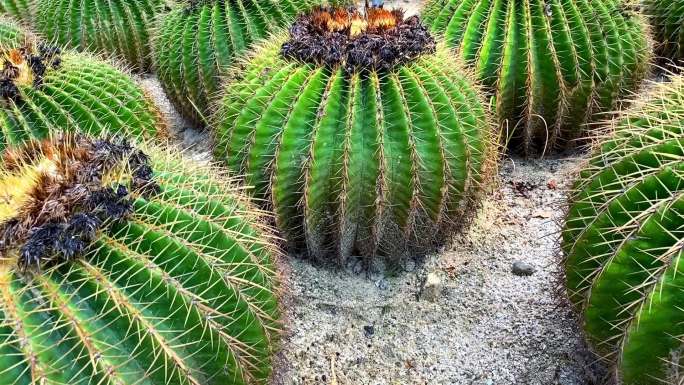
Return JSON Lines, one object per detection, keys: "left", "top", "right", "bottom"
{"left": 35, "top": 0, "right": 165, "bottom": 70}
{"left": 562, "top": 76, "right": 684, "bottom": 385}
{"left": 422, "top": 0, "right": 650, "bottom": 155}
{"left": 0, "top": 0, "right": 33, "bottom": 23}
{"left": 214, "top": 37, "right": 494, "bottom": 264}
{"left": 644, "top": 0, "right": 684, "bottom": 61}
{"left": 152, "top": 0, "right": 348, "bottom": 127}
{"left": 0, "top": 144, "right": 282, "bottom": 385}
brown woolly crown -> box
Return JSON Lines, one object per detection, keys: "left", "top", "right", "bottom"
{"left": 0, "top": 41, "right": 61, "bottom": 103}
{"left": 0, "top": 133, "right": 158, "bottom": 270}
{"left": 281, "top": 7, "right": 436, "bottom": 71}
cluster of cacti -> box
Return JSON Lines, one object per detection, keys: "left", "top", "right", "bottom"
{"left": 152, "top": 0, "right": 349, "bottom": 126}
{"left": 35, "top": 0, "right": 166, "bottom": 71}
{"left": 0, "top": 0, "right": 32, "bottom": 23}
{"left": 421, "top": 0, "right": 651, "bottom": 155}
{"left": 643, "top": 0, "right": 684, "bottom": 62}
{"left": 214, "top": 7, "right": 495, "bottom": 264}
{"left": 0, "top": 18, "right": 165, "bottom": 150}
{"left": 0, "top": 133, "right": 282, "bottom": 385}
{"left": 562, "top": 76, "right": 684, "bottom": 384}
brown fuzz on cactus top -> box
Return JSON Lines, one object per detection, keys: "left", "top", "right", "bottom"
{"left": 281, "top": 6, "right": 436, "bottom": 71}
{"left": 0, "top": 133, "right": 158, "bottom": 270}
{"left": 0, "top": 42, "right": 61, "bottom": 102}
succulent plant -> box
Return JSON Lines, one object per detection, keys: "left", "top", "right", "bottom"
{"left": 562, "top": 76, "right": 684, "bottom": 384}
{"left": 34, "top": 0, "right": 167, "bottom": 71}
{"left": 214, "top": 7, "right": 495, "bottom": 265}
{"left": 421, "top": 0, "right": 651, "bottom": 155}
{"left": 0, "top": 19, "right": 165, "bottom": 150}
{"left": 0, "top": 0, "right": 34, "bottom": 24}
{"left": 152, "top": 0, "right": 350, "bottom": 127}
{"left": 643, "top": 0, "right": 684, "bottom": 62}
{"left": 0, "top": 132, "right": 282, "bottom": 385}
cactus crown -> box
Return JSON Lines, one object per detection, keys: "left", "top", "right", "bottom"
{"left": 0, "top": 42, "right": 61, "bottom": 102}
{"left": 0, "top": 134, "right": 158, "bottom": 270}
{"left": 281, "top": 6, "right": 436, "bottom": 71}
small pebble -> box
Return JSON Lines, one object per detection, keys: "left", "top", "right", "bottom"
{"left": 376, "top": 278, "right": 390, "bottom": 290}
{"left": 363, "top": 325, "right": 375, "bottom": 338}
{"left": 512, "top": 261, "right": 536, "bottom": 276}
{"left": 422, "top": 272, "right": 442, "bottom": 302}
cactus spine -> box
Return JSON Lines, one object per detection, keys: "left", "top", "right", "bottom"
{"left": 152, "top": 0, "right": 349, "bottom": 127}
{"left": 214, "top": 8, "right": 495, "bottom": 264}
{"left": 0, "top": 0, "right": 33, "bottom": 24}
{"left": 562, "top": 76, "right": 684, "bottom": 384}
{"left": 643, "top": 0, "right": 684, "bottom": 62}
{"left": 0, "top": 18, "right": 165, "bottom": 150}
{"left": 0, "top": 133, "right": 282, "bottom": 385}
{"left": 35, "top": 0, "right": 166, "bottom": 71}
{"left": 421, "top": 0, "right": 651, "bottom": 155}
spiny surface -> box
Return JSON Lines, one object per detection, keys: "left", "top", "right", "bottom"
{"left": 421, "top": 0, "right": 650, "bottom": 155}
{"left": 0, "top": 19, "right": 165, "bottom": 150}
{"left": 0, "top": 0, "right": 33, "bottom": 23}
{"left": 0, "top": 134, "right": 282, "bottom": 385}
{"left": 152, "top": 0, "right": 350, "bottom": 127}
{"left": 281, "top": 7, "right": 436, "bottom": 71}
{"left": 214, "top": 35, "right": 495, "bottom": 265}
{"left": 562, "top": 76, "right": 684, "bottom": 384}
{"left": 35, "top": 0, "right": 166, "bottom": 71}
{"left": 644, "top": 0, "right": 684, "bottom": 62}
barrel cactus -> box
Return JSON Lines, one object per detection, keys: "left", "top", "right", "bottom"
{"left": 0, "top": 19, "right": 165, "bottom": 150}
{"left": 562, "top": 76, "right": 684, "bottom": 384}
{"left": 0, "top": 0, "right": 33, "bottom": 23}
{"left": 214, "top": 7, "right": 495, "bottom": 264}
{"left": 35, "top": 0, "right": 166, "bottom": 71}
{"left": 0, "top": 132, "right": 282, "bottom": 385}
{"left": 153, "top": 0, "right": 350, "bottom": 127}
{"left": 421, "top": 0, "right": 651, "bottom": 155}
{"left": 643, "top": 0, "right": 684, "bottom": 62}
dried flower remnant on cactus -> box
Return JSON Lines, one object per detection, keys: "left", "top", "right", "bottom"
{"left": 281, "top": 7, "right": 436, "bottom": 71}
{"left": 0, "top": 134, "right": 159, "bottom": 270}
{"left": 0, "top": 42, "right": 61, "bottom": 102}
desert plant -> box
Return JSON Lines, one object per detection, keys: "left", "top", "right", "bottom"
{"left": 421, "top": 0, "right": 651, "bottom": 155}
{"left": 34, "top": 0, "right": 166, "bottom": 71}
{"left": 0, "top": 18, "right": 165, "bottom": 150}
{"left": 562, "top": 76, "right": 684, "bottom": 384}
{"left": 214, "top": 7, "right": 496, "bottom": 264}
{"left": 0, "top": 132, "right": 281, "bottom": 385}
{"left": 643, "top": 0, "right": 684, "bottom": 62}
{"left": 0, "top": 0, "right": 33, "bottom": 23}
{"left": 152, "top": 0, "right": 349, "bottom": 127}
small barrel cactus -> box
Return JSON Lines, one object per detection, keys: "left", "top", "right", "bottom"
{"left": 643, "top": 0, "right": 684, "bottom": 62}
{"left": 421, "top": 0, "right": 651, "bottom": 155}
{"left": 214, "top": 7, "right": 495, "bottom": 264}
{"left": 35, "top": 0, "right": 166, "bottom": 71}
{"left": 0, "top": 18, "right": 165, "bottom": 150}
{"left": 0, "top": 133, "right": 281, "bottom": 385}
{"left": 562, "top": 76, "right": 684, "bottom": 384}
{"left": 0, "top": 0, "right": 33, "bottom": 23}
{"left": 153, "top": 0, "right": 349, "bottom": 127}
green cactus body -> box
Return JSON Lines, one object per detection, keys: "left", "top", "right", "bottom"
{"left": 214, "top": 8, "right": 495, "bottom": 264}
{"left": 35, "top": 0, "right": 165, "bottom": 71}
{"left": 644, "top": 0, "right": 684, "bottom": 61}
{"left": 422, "top": 0, "right": 651, "bottom": 155}
{"left": 562, "top": 76, "right": 684, "bottom": 384}
{"left": 0, "top": 133, "right": 281, "bottom": 385}
{"left": 0, "top": 19, "right": 165, "bottom": 150}
{"left": 0, "top": 0, "right": 33, "bottom": 23}
{"left": 152, "top": 0, "right": 348, "bottom": 127}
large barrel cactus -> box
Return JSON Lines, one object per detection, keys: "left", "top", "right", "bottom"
{"left": 214, "top": 7, "right": 495, "bottom": 264}
{"left": 0, "top": 18, "right": 165, "bottom": 150}
{"left": 562, "top": 76, "right": 684, "bottom": 384}
{"left": 153, "top": 0, "right": 348, "bottom": 127}
{"left": 35, "top": 0, "right": 166, "bottom": 71}
{"left": 0, "top": 0, "right": 33, "bottom": 23}
{"left": 643, "top": 0, "right": 684, "bottom": 62}
{"left": 421, "top": 0, "right": 651, "bottom": 155}
{"left": 0, "top": 133, "right": 282, "bottom": 385}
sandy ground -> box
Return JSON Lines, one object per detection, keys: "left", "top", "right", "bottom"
{"left": 138, "top": 1, "right": 604, "bottom": 383}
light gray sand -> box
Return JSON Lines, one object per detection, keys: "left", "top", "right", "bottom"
{"left": 138, "top": 1, "right": 603, "bottom": 382}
